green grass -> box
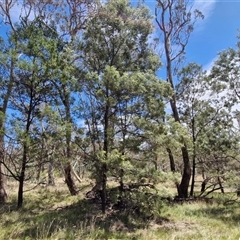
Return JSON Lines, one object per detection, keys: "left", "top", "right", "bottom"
{"left": 0, "top": 180, "right": 239, "bottom": 240}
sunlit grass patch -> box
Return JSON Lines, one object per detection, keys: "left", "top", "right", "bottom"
{"left": 0, "top": 179, "right": 239, "bottom": 240}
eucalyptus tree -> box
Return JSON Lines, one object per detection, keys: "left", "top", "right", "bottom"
{"left": 155, "top": 0, "right": 203, "bottom": 198}
{"left": 176, "top": 62, "right": 240, "bottom": 196}
{"left": 177, "top": 63, "right": 222, "bottom": 195}
{"left": 79, "top": 0, "right": 171, "bottom": 213}
{"left": 209, "top": 38, "right": 240, "bottom": 195}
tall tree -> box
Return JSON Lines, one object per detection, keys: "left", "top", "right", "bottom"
{"left": 155, "top": 0, "right": 203, "bottom": 198}
{"left": 50, "top": 43, "right": 79, "bottom": 195}
{"left": 0, "top": 0, "right": 24, "bottom": 202}
{"left": 0, "top": 37, "right": 16, "bottom": 202}
{"left": 79, "top": 0, "right": 171, "bottom": 213}
{"left": 7, "top": 17, "right": 60, "bottom": 208}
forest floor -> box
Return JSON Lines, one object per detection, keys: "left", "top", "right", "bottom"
{"left": 0, "top": 178, "right": 240, "bottom": 240}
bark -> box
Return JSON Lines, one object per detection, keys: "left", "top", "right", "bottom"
{"left": 190, "top": 118, "right": 196, "bottom": 197}
{"left": 100, "top": 163, "right": 107, "bottom": 214}
{"left": 0, "top": 133, "right": 7, "bottom": 203}
{"left": 237, "top": 188, "right": 240, "bottom": 196}
{"left": 177, "top": 146, "right": 191, "bottom": 198}
{"left": 36, "top": 163, "right": 43, "bottom": 182}
{"left": 100, "top": 99, "right": 110, "bottom": 214}
{"left": 167, "top": 147, "right": 175, "bottom": 172}
{"left": 201, "top": 180, "right": 206, "bottom": 193}
{"left": 71, "top": 165, "right": 82, "bottom": 183}
{"left": 63, "top": 89, "right": 78, "bottom": 195}
{"left": 0, "top": 163, "right": 7, "bottom": 203}
{"left": 155, "top": 0, "right": 196, "bottom": 199}
{"left": 190, "top": 155, "right": 196, "bottom": 197}
{"left": 64, "top": 162, "right": 78, "bottom": 195}
{"left": 17, "top": 144, "right": 27, "bottom": 209}
{"left": 217, "top": 177, "right": 224, "bottom": 194}
{"left": 165, "top": 29, "right": 191, "bottom": 198}
{"left": 47, "top": 161, "right": 55, "bottom": 186}
{"left": 0, "top": 56, "right": 15, "bottom": 203}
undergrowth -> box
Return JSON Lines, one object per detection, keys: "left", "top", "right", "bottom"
{"left": 0, "top": 180, "right": 239, "bottom": 240}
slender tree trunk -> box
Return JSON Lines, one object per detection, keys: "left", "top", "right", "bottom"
{"left": 17, "top": 145, "right": 27, "bottom": 209}
{"left": 190, "top": 118, "right": 196, "bottom": 197}
{"left": 0, "top": 132, "right": 7, "bottom": 203}
{"left": 167, "top": 147, "right": 175, "bottom": 172}
{"left": 0, "top": 56, "right": 15, "bottom": 202}
{"left": 64, "top": 96, "right": 78, "bottom": 195}
{"left": 36, "top": 163, "right": 42, "bottom": 182}
{"left": 0, "top": 163, "right": 7, "bottom": 203}
{"left": 65, "top": 162, "right": 77, "bottom": 195}
{"left": 217, "top": 176, "right": 224, "bottom": 194}
{"left": 190, "top": 155, "right": 196, "bottom": 197}
{"left": 165, "top": 36, "right": 191, "bottom": 198}
{"left": 101, "top": 163, "right": 107, "bottom": 214}
{"left": 237, "top": 187, "right": 240, "bottom": 196}
{"left": 48, "top": 160, "right": 55, "bottom": 186}
{"left": 101, "top": 101, "right": 109, "bottom": 214}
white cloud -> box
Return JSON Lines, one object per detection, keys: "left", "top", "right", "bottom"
{"left": 193, "top": 0, "right": 216, "bottom": 20}
{"left": 192, "top": 0, "right": 216, "bottom": 32}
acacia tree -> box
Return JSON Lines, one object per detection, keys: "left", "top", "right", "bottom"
{"left": 79, "top": 0, "right": 171, "bottom": 213}
{"left": 155, "top": 0, "right": 203, "bottom": 198}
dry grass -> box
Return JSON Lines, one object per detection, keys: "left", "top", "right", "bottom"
{"left": 0, "top": 178, "right": 239, "bottom": 240}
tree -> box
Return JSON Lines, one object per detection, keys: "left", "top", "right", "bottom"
{"left": 176, "top": 63, "right": 227, "bottom": 196}
{"left": 155, "top": 0, "right": 203, "bottom": 198}
{"left": 209, "top": 38, "right": 240, "bottom": 196}
{"left": 5, "top": 17, "right": 61, "bottom": 208}
{"left": 79, "top": 0, "right": 171, "bottom": 213}
{"left": 49, "top": 43, "right": 80, "bottom": 195}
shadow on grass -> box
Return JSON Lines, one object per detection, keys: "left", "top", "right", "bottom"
{"left": 1, "top": 195, "right": 167, "bottom": 239}
{"left": 20, "top": 199, "right": 157, "bottom": 239}
{"left": 187, "top": 202, "right": 240, "bottom": 226}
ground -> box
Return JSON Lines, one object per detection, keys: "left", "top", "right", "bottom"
{"left": 0, "top": 178, "right": 239, "bottom": 240}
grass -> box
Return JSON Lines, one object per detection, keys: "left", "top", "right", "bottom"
{"left": 0, "top": 179, "right": 239, "bottom": 240}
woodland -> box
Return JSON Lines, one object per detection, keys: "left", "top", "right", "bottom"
{"left": 0, "top": 0, "right": 239, "bottom": 239}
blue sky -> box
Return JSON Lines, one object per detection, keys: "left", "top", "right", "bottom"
{"left": 131, "top": 0, "right": 240, "bottom": 76}
{"left": 1, "top": 0, "right": 240, "bottom": 72}
{"left": 186, "top": 1, "right": 240, "bottom": 71}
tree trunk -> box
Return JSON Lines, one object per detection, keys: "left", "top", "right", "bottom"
{"left": 165, "top": 36, "right": 191, "bottom": 198}
{"left": 17, "top": 176, "right": 24, "bottom": 209}
{"left": 64, "top": 90, "right": 78, "bottom": 195}
{"left": 17, "top": 144, "right": 27, "bottom": 209}
{"left": 237, "top": 188, "right": 240, "bottom": 196}
{"left": 0, "top": 133, "right": 7, "bottom": 203}
{"left": 167, "top": 147, "right": 175, "bottom": 172}
{"left": 190, "top": 155, "right": 196, "bottom": 197}
{"left": 190, "top": 122, "right": 196, "bottom": 197}
{"left": 64, "top": 162, "right": 78, "bottom": 195}
{"left": 101, "top": 101, "right": 110, "bottom": 214}
{"left": 48, "top": 161, "right": 55, "bottom": 186}
{"left": 177, "top": 146, "right": 191, "bottom": 198}
{"left": 217, "top": 176, "right": 224, "bottom": 194}
{"left": 155, "top": 1, "right": 198, "bottom": 199}
{"left": 0, "top": 163, "right": 7, "bottom": 203}
{"left": 100, "top": 163, "right": 107, "bottom": 214}
{"left": 0, "top": 55, "right": 16, "bottom": 203}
